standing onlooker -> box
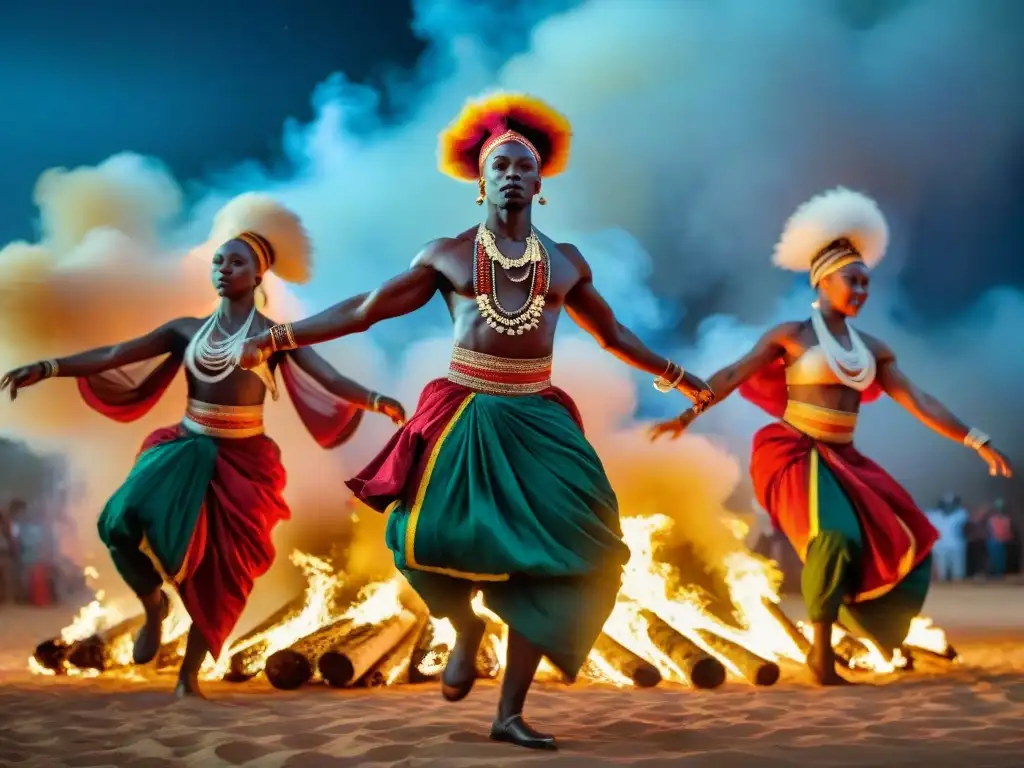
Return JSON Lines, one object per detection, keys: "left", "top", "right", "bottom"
{"left": 965, "top": 506, "right": 989, "bottom": 579}
{"left": 9, "top": 499, "right": 55, "bottom": 606}
{"left": 927, "top": 494, "right": 969, "bottom": 582}
{"left": 987, "top": 499, "right": 1013, "bottom": 579}
{"left": 0, "top": 500, "right": 19, "bottom": 603}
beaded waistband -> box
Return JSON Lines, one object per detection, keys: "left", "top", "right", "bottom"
{"left": 183, "top": 399, "right": 265, "bottom": 439}
{"left": 783, "top": 400, "right": 857, "bottom": 444}
{"left": 447, "top": 346, "right": 553, "bottom": 396}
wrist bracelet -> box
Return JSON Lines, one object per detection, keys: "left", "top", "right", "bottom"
{"left": 40, "top": 359, "right": 60, "bottom": 379}
{"left": 963, "top": 428, "right": 990, "bottom": 451}
{"left": 269, "top": 323, "right": 297, "bottom": 352}
{"left": 369, "top": 393, "right": 382, "bottom": 412}
{"left": 653, "top": 362, "right": 685, "bottom": 393}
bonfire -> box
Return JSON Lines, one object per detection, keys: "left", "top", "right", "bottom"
{"left": 30, "top": 515, "right": 957, "bottom": 689}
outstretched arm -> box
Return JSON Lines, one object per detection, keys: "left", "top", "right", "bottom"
{"left": 1, "top": 318, "right": 186, "bottom": 400}
{"left": 562, "top": 244, "right": 711, "bottom": 401}
{"left": 873, "top": 339, "right": 1012, "bottom": 477}
{"left": 648, "top": 323, "right": 793, "bottom": 441}
{"left": 281, "top": 243, "right": 444, "bottom": 344}
{"left": 285, "top": 346, "right": 406, "bottom": 425}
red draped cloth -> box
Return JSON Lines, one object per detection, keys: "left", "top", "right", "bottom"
{"left": 750, "top": 423, "right": 937, "bottom": 601}
{"left": 77, "top": 352, "right": 364, "bottom": 657}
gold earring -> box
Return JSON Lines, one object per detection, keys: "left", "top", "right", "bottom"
{"left": 476, "top": 178, "right": 485, "bottom": 206}
{"left": 538, "top": 196, "right": 547, "bottom": 206}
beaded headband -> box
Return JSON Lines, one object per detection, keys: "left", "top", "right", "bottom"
{"left": 809, "top": 239, "right": 863, "bottom": 286}
{"left": 478, "top": 130, "right": 542, "bottom": 173}
{"left": 236, "top": 231, "right": 275, "bottom": 275}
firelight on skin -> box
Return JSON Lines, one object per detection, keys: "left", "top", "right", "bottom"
{"left": 650, "top": 186, "right": 1013, "bottom": 686}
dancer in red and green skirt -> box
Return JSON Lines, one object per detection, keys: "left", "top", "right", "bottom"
{"left": 2, "top": 195, "right": 405, "bottom": 697}
{"left": 240, "top": 93, "right": 714, "bottom": 749}
{"left": 650, "top": 188, "right": 1013, "bottom": 684}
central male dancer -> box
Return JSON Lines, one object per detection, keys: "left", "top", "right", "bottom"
{"left": 241, "top": 93, "right": 713, "bottom": 749}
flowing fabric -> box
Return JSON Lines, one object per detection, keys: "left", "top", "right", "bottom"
{"left": 97, "top": 426, "right": 289, "bottom": 658}
{"left": 347, "top": 377, "right": 629, "bottom": 678}
{"left": 78, "top": 349, "right": 365, "bottom": 658}
{"left": 78, "top": 353, "right": 362, "bottom": 445}
{"left": 750, "top": 423, "right": 937, "bottom": 603}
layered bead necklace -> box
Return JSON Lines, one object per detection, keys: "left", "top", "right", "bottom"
{"left": 473, "top": 224, "right": 551, "bottom": 335}
{"left": 185, "top": 308, "right": 279, "bottom": 398}
{"left": 810, "top": 303, "right": 876, "bottom": 391}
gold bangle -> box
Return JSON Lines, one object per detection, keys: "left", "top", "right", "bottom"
{"left": 653, "top": 362, "right": 685, "bottom": 393}
{"left": 369, "top": 393, "right": 381, "bottom": 412}
{"left": 40, "top": 359, "right": 59, "bottom": 379}
{"left": 269, "top": 324, "right": 296, "bottom": 352}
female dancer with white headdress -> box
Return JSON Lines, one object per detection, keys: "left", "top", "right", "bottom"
{"left": 649, "top": 188, "right": 1013, "bottom": 684}
{"left": 1, "top": 194, "right": 406, "bottom": 697}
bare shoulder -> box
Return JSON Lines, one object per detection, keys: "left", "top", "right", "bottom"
{"left": 169, "top": 316, "right": 204, "bottom": 337}
{"left": 557, "top": 241, "right": 588, "bottom": 267}
{"left": 767, "top": 320, "right": 805, "bottom": 342}
{"left": 411, "top": 228, "right": 476, "bottom": 269}
{"left": 858, "top": 330, "right": 896, "bottom": 363}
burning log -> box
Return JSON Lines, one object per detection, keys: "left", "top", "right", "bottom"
{"left": 693, "top": 629, "right": 780, "bottom": 686}
{"left": 408, "top": 620, "right": 449, "bottom": 683}
{"left": 32, "top": 638, "right": 71, "bottom": 673}
{"left": 223, "top": 596, "right": 307, "bottom": 682}
{"left": 358, "top": 615, "right": 428, "bottom": 687}
{"left": 642, "top": 610, "right": 725, "bottom": 689}
{"left": 906, "top": 642, "right": 959, "bottom": 663}
{"left": 319, "top": 609, "right": 419, "bottom": 688}
{"left": 154, "top": 634, "right": 188, "bottom": 673}
{"left": 833, "top": 629, "right": 870, "bottom": 669}
{"left": 263, "top": 617, "right": 356, "bottom": 690}
{"left": 474, "top": 617, "right": 506, "bottom": 679}
{"left": 593, "top": 633, "right": 661, "bottom": 688}
{"left": 761, "top": 597, "right": 811, "bottom": 656}
{"left": 66, "top": 613, "right": 147, "bottom": 671}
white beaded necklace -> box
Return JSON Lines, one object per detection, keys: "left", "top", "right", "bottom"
{"left": 810, "top": 303, "right": 876, "bottom": 391}
{"left": 185, "top": 308, "right": 257, "bottom": 383}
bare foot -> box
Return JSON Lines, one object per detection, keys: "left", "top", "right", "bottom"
{"left": 807, "top": 648, "right": 857, "bottom": 687}
{"left": 441, "top": 618, "right": 486, "bottom": 702}
{"left": 174, "top": 677, "right": 207, "bottom": 700}
{"left": 133, "top": 591, "right": 169, "bottom": 665}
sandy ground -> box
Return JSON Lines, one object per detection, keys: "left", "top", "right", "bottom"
{"left": 0, "top": 582, "right": 1022, "bottom": 768}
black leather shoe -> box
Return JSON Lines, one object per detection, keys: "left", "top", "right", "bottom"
{"left": 133, "top": 591, "right": 169, "bottom": 665}
{"left": 489, "top": 714, "right": 557, "bottom": 751}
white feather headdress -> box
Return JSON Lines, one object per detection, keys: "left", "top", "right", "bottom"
{"left": 773, "top": 187, "right": 889, "bottom": 285}
{"left": 208, "top": 193, "right": 312, "bottom": 284}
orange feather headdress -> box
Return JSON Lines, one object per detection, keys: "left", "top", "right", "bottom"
{"left": 438, "top": 92, "right": 573, "bottom": 182}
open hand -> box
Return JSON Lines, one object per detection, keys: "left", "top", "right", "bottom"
{"left": 374, "top": 395, "right": 407, "bottom": 427}
{"left": 0, "top": 363, "right": 46, "bottom": 401}
{"left": 238, "top": 332, "right": 274, "bottom": 371}
{"left": 648, "top": 409, "right": 699, "bottom": 442}
{"left": 978, "top": 444, "right": 1014, "bottom": 478}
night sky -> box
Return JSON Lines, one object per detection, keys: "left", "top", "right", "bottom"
{"left": 0, "top": 0, "right": 422, "bottom": 243}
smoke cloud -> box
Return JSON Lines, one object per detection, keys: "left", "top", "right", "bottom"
{"left": 1, "top": 0, "right": 1021, "bottom": 631}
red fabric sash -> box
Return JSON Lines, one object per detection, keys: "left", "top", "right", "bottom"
{"left": 77, "top": 354, "right": 362, "bottom": 449}
{"left": 749, "top": 422, "right": 937, "bottom": 602}
{"left": 139, "top": 425, "right": 289, "bottom": 659}
{"left": 346, "top": 377, "right": 583, "bottom": 514}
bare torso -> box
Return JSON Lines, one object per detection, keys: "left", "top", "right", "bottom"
{"left": 427, "top": 226, "right": 585, "bottom": 360}
{"left": 175, "top": 314, "right": 280, "bottom": 407}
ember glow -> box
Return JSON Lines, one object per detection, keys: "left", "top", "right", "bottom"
{"left": 29, "top": 512, "right": 955, "bottom": 687}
